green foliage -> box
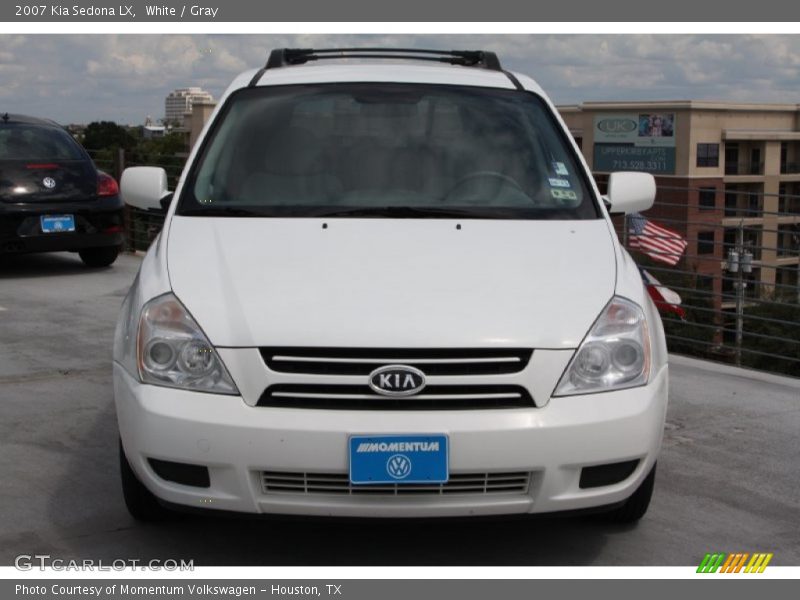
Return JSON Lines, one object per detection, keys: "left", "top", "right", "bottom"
{"left": 79, "top": 121, "right": 187, "bottom": 186}
{"left": 129, "top": 133, "right": 187, "bottom": 162}
{"left": 659, "top": 277, "right": 718, "bottom": 355}
{"left": 83, "top": 121, "right": 138, "bottom": 152}
{"left": 740, "top": 299, "right": 800, "bottom": 376}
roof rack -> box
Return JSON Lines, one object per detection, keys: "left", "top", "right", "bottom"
{"left": 264, "top": 48, "right": 503, "bottom": 71}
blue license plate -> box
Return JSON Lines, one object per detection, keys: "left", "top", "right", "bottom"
{"left": 349, "top": 434, "right": 448, "bottom": 485}
{"left": 40, "top": 215, "right": 75, "bottom": 233}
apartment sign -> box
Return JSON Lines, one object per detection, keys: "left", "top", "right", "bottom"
{"left": 594, "top": 112, "right": 676, "bottom": 174}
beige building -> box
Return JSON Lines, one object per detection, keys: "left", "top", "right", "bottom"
{"left": 185, "top": 101, "right": 217, "bottom": 150}
{"left": 164, "top": 87, "right": 214, "bottom": 127}
{"left": 559, "top": 101, "right": 800, "bottom": 310}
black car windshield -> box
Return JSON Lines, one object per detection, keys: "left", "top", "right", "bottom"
{"left": 0, "top": 124, "right": 84, "bottom": 161}
{"left": 181, "top": 83, "right": 599, "bottom": 219}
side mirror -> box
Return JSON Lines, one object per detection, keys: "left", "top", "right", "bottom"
{"left": 120, "top": 167, "right": 171, "bottom": 212}
{"left": 606, "top": 172, "right": 656, "bottom": 215}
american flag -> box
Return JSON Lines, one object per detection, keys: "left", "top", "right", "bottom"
{"left": 627, "top": 213, "right": 688, "bottom": 266}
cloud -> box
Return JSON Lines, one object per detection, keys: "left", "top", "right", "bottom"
{"left": 0, "top": 34, "right": 798, "bottom": 124}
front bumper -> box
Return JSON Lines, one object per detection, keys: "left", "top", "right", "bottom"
{"left": 0, "top": 195, "right": 124, "bottom": 253}
{"left": 114, "top": 359, "right": 668, "bottom": 518}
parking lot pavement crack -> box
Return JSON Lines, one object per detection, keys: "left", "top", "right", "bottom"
{"left": 0, "top": 366, "right": 110, "bottom": 385}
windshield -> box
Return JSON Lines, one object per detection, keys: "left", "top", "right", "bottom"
{"left": 181, "top": 83, "right": 598, "bottom": 219}
{"left": 0, "top": 124, "right": 84, "bottom": 161}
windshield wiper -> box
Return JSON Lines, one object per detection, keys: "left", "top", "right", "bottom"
{"left": 310, "top": 206, "right": 513, "bottom": 219}
{"left": 179, "top": 207, "right": 271, "bottom": 217}
{"left": 179, "top": 205, "right": 524, "bottom": 219}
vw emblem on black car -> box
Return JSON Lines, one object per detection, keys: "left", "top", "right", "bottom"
{"left": 369, "top": 365, "right": 426, "bottom": 397}
{"left": 42, "top": 177, "right": 56, "bottom": 189}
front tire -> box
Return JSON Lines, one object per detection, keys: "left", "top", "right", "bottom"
{"left": 604, "top": 463, "right": 656, "bottom": 524}
{"left": 119, "top": 440, "right": 170, "bottom": 521}
{"left": 79, "top": 246, "right": 119, "bottom": 267}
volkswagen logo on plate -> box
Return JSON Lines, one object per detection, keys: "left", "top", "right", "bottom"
{"left": 42, "top": 177, "right": 56, "bottom": 189}
{"left": 368, "top": 365, "right": 426, "bottom": 397}
{"left": 386, "top": 454, "right": 412, "bottom": 480}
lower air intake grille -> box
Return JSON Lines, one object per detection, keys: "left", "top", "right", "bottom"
{"left": 258, "top": 384, "right": 534, "bottom": 409}
{"left": 261, "top": 471, "right": 532, "bottom": 496}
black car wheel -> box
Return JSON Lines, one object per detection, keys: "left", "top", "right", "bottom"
{"left": 79, "top": 246, "right": 120, "bottom": 267}
{"left": 119, "top": 440, "right": 171, "bottom": 521}
{"left": 604, "top": 463, "right": 656, "bottom": 524}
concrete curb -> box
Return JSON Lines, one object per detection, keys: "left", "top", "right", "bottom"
{"left": 669, "top": 352, "right": 800, "bottom": 389}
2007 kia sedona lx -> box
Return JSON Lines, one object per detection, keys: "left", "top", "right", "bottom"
{"left": 114, "top": 48, "right": 667, "bottom": 522}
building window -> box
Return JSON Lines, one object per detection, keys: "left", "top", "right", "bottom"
{"left": 779, "top": 183, "right": 786, "bottom": 213}
{"left": 698, "top": 187, "right": 717, "bottom": 211}
{"left": 781, "top": 142, "right": 788, "bottom": 174}
{"left": 777, "top": 224, "right": 800, "bottom": 258}
{"left": 698, "top": 231, "right": 716, "bottom": 254}
{"left": 697, "top": 143, "right": 719, "bottom": 167}
{"left": 725, "top": 190, "right": 738, "bottom": 216}
{"left": 696, "top": 275, "right": 714, "bottom": 291}
{"left": 776, "top": 266, "right": 798, "bottom": 289}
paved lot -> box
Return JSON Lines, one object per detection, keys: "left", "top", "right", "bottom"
{"left": 1, "top": 251, "right": 798, "bottom": 566}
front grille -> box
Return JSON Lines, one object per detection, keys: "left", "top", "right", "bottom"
{"left": 261, "top": 471, "right": 532, "bottom": 496}
{"left": 258, "top": 384, "right": 534, "bottom": 409}
{"left": 260, "top": 347, "right": 532, "bottom": 376}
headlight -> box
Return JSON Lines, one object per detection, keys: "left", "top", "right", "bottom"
{"left": 554, "top": 296, "right": 650, "bottom": 396}
{"left": 136, "top": 293, "right": 238, "bottom": 395}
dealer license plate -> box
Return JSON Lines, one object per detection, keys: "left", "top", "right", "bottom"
{"left": 40, "top": 215, "right": 75, "bottom": 233}
{"left": 349, "top": 434, "right": 448, "bottom": 485}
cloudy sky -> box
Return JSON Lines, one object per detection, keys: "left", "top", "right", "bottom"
{"left": 1, "top": 34, "right": 799, "bottom": 125}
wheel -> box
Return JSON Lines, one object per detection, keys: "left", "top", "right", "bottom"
{"left": 119, "top": 440, "right": 170, "bottom": 521}
{"left": 79, "top": 246, "right": 119, "bottom": 267}
{"left": 604, "top": 463, "right": 656, "bottom": 524}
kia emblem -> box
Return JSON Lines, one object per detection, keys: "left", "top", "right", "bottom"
{"left": 368, "top": 365, "right": 426, "bottom": 397}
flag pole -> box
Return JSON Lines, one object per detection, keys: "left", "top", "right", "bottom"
{"left": 622, "top": 214, "right": 629, "bottom": 247}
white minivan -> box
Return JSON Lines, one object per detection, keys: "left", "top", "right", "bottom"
{"left": 114, "top": 48, "right": 668, "bottom": 523}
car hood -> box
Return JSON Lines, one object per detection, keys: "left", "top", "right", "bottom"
{"left": 167, "top": 217, "right": 617, "bottom": 348}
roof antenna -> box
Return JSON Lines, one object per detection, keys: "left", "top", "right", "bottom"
{"left": 1, "top": 113, "right": 8, "bottom": 123}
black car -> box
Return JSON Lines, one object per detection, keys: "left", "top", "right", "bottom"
{"left": 0, "top": 113, "right": 124, "bottom": 267}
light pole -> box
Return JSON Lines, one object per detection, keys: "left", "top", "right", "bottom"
{"left": 724, "top": 220, "right": 753, "bottom": 367}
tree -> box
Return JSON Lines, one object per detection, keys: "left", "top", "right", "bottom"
{"left": 131, "top": 132, "right": 187, "bottom": 160}
{"left": 740, "top": 298, "right": 800, "bottom": 376}
{"left": 82, "top": 121, "right": 138, "bottom": 152}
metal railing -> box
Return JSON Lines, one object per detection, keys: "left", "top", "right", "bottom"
{"left": 91, "top": 150, "right": 800, "bottom": 378}
{"left": 781, "top": 161, "right": 800, "bottom": 175}
{"left": 725, "top": 161, "right": 765, "bottom": 176}
{"left": 615, "top": 187, "right": 799, "bottom": 377}
{"left": 86, "top": 148, "right": 185, "bottom": 252}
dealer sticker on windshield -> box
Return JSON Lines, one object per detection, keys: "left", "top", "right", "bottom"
{"left": 551, "top": 189, "right": 578, "bottom": 201}
{"left": 548, "top": 177, "right": 571, "bottom": 188}
{"left": 349, "top": 434, "right": 448, "bottom": 485}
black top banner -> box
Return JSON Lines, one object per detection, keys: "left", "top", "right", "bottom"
{"left": 4, "top": 0, "right": 800, "bottom": 22}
